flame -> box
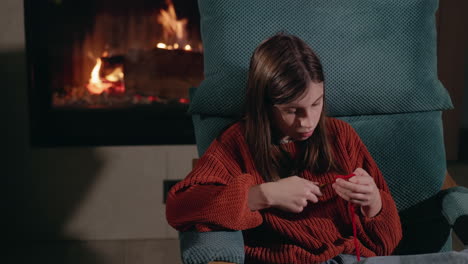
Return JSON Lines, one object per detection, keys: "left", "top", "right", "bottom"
{"left": 156, "top": 0, "right": 195, "bottom": 52}
{"left": 87, "top": 58, "right": 110, "bottom": 94}
{"left": 157, "top": 0, "right": 187, "bottom": 42}
{"left": 105, "top": 66, "right": 124, "bottom": 82}
{"left": 87, "top": 58, "right": 124, "bottom": 94}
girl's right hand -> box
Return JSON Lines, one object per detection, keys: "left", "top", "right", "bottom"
{"left": 248, "top": 176, "right": 322, "bottom": 213}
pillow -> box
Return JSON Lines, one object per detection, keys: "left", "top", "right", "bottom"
{"left": 189, "top": 0, "right": 453, "bottom": 117}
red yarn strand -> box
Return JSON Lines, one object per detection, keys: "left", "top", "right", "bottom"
{"left": 336, "top": 173, "right": 361, "bottom": 261}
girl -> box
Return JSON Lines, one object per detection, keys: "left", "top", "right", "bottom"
{"left": 166, "top": 33, "right": 466, "bottom": 264}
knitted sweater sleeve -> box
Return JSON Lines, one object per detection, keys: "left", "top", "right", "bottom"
{"left": 165, "top": 140, "right": 263, "bottom": 232}
{"left": 344, "top": 122, "right": 403, "bottom": 256}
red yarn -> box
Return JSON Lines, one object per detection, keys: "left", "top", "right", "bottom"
{"left": 336, "top": 173, "right": 361, "bottom": 261}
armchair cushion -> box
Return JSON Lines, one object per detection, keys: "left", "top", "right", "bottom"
{"left": 179, "top": 231, "right": 245, "bottom": 264}
{"left": 191, "top": 114, "right": 236, "bottom": 157}
{"left": 441, "top": 186, "right": 468, "bottom": 226}
{"left": 339, "top": 111, "right": 447, "bottom": 211}
{"left": 442, "top": 186, "right": 468, "bottom": 245}
{"left": 190, "top": 0, "right": 452, "bottom": 118}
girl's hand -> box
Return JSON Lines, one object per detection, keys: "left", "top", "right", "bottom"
{"left": 332, "top": 168, "right": 382, "bottom": 218}
{"left": 248, "top": 176, "right": 322, "bottom": 213}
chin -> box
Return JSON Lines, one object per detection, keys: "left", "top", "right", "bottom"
{"left": 294, "top": 130, "right": 314, "bottom": 141}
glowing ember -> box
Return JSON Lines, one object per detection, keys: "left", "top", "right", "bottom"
{"left": 156, "top": 43, "right": 167, "bottom": 49}
{"left": 178, "top": 98, "right": 189, "bottom": 104}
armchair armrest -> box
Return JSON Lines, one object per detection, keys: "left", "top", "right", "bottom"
{"left": 395, "top": 186, "right": 468, "bottom": 254}
{"left": 441, "top": 186, "right": 468, "bottom": 246}
{"left": 179, "top": 231, "right": 244, "bottom": 264}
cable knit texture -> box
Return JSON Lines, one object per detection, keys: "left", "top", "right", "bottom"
{"left": 166, "top": 117, "right": 402, "bottom": 264}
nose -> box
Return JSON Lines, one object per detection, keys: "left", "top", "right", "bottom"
{"left": 298, "top": 109, "right": 314, "bottom": 129}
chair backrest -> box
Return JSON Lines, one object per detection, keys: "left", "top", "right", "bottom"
{"left": 190, "top": 0, "right": 452, "bottom": 118}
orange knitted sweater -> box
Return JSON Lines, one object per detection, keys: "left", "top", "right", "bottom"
{"left": 166, "top": 117, "right": 402, "bottom": 264}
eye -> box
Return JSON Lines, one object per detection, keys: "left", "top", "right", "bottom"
{"left": 312, "top": 100, "right": 322, "bottom": 107}
{"left": 285, "top": 108, "right": 296, "bottom": 114}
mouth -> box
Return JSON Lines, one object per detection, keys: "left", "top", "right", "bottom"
{"left": 298, "top": 130, "right": 314, "bottom": 138}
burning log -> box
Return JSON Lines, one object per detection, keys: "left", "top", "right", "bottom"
{"left": 124, "top": 48, "right": 204, "bottom": 99}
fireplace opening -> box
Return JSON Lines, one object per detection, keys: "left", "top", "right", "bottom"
{"left": 25, "top": 0, "right": 202, "bottom": 146}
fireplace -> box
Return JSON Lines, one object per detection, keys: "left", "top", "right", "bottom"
{"left": 24, "top": 0, "right": 201, "bottom": 146}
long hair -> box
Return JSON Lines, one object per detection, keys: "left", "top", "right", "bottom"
{"left": 244, "top": 33, "right": 344, "bottom": 182}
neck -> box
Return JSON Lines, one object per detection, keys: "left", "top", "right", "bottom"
{"left": 279, "top": 136, "right": 293, "bottom": 144}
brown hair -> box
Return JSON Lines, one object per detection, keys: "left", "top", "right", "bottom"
{"left": 244, "top": 33, "right": 344, "bottom": 182}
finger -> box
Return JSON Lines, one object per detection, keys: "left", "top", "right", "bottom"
{"left": 305, "top": 181, "right": 323, "bottom": 196}
{"left": 347, "top": 192, "right": 370, "bottom": 203}
{"left": 293, "top": 199, "right": 306, "bottom": 209}
{"left": 286, "top": 204, "right": 304, "bottom": 213}
{"left": 333, "top": 183, "right": 349, "bottom": 197}
{"left": 335, "top": 179, "right": 371, "bottom": 194}
{"left": 299, "top": 198, "right": 308, "bottom": 207}
{"left": 335, "top": 182, "right": 371, "bottom": 199}
{"left": 293, "top": 206, "right": 304, "bottom": 213}
{"left": 349, "top": 198, "right": 366, "bottom": 206}
{"left": 348, "top": 195, "right": 377, "bottom": 206}
{"left": 334, "top": 185, "right": 370, "bottom": 205}
{"left": 335, "top": 180, "right": 377, "bottom": 203}
{"left": 306, "top": 192, "right": 319, "bottom": 203}
{"left": 348, "top": 175, "right": 372, "bottom": 184}
{"left": 353, "top": 168, "right": 369, "bottom": 177}
{"left": 333, "top": 184, "right": 350, "bottom": 201}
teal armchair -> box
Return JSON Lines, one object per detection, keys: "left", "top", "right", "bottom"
{"left": 177, "top": 0, "right": 468, "bottom": 263}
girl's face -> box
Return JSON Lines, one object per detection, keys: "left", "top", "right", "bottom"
{"left": 272, "top": 82, "right": 324, "bottom": 142}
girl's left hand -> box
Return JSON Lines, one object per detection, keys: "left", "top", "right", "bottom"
{"left": 332, "top": 168, "right": 382, "bottom": 218}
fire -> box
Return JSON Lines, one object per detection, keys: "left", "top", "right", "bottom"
{"left": 105, "top": 66, "right": 124, "bottom": 82}
{"left": 157, "top": 0, "right": 187, "bottom": 42}
{"left": 87, "top": 58, "right": 110, "bottom": 94}
{"left": 156, "top": 43, "right": 167, "bottom": 49}
{"left": 156, "top": 0, "right": 195, "bottom": 52}
{"left": 86, "top": 57, "right": 125, "bottom": 95}
{"left": 155, "top": 42, "right": 193, "bottom": 51}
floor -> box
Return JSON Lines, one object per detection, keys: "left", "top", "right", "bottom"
{"left": 9, "top": 239, "right": 182, "bottom": 264}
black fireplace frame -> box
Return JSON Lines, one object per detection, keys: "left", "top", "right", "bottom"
{"left": 23, "top": 0, "right": 196, "bottom": 147}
